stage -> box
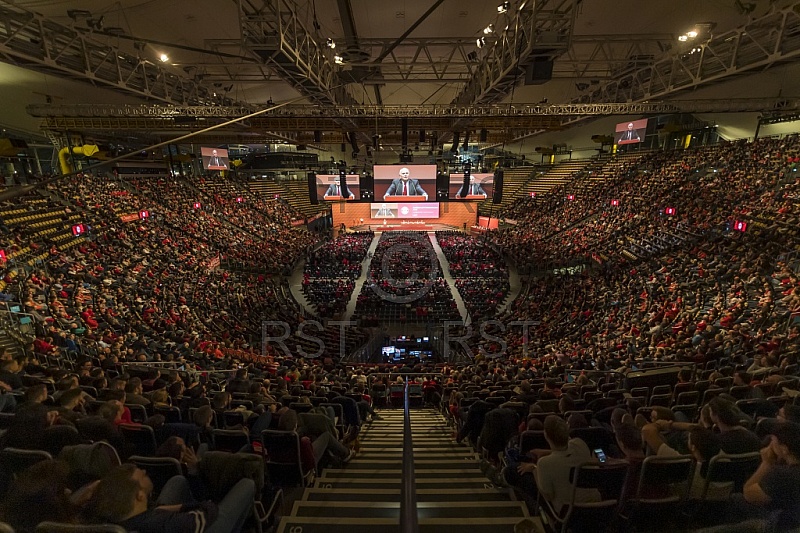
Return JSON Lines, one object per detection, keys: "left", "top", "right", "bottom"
{"left": 347, "top": 223, "right": 461, "bottom": 232}
{"left": 332, "top": 201, "right": 481, "bottom": 231}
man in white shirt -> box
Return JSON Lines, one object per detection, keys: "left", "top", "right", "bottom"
{"left": 535, "top": 415, "right": 599, "bottom": 514}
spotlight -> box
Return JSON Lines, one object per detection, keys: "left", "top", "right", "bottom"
{"left": 678, "top": 34, "right": 688, "bottom": 42}
{"left": 326, "top": 38, "right": 336, "bottom": 49}
{"left": 687, "top": 30, "right": 698, "bottom": 38}
{"left": 159, "top": 53, "right": 169, "bottom": 62}
{"left": 334, "top": 55, "right": 344, "bottom": 64}
{"left": 476, "top": 37, "right": 486, "bottom": 48}
{"left": 483, "top": 24, "right": 494, "bottom": 34}
{"left": 497, "top": 2, "right": 509, "bottom": 13}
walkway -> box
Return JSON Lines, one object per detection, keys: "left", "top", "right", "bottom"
{"left": 429, "top": 233, "right": 469, "bottom": 324}
{"left": 277, "top": 408, "right": 529, "bottom": 533}
{"left": 343, "top": 233, "right": 380, "bottom": 321}
{"left": 500, "top": 262, "right": 522, "bottom": 314}
{"left": 287, "top": 259, "right": 314, "bottom": 316}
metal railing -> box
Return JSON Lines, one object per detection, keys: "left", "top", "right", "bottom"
{"left": 400, "top": 377, "right": 419, "bottom": 533}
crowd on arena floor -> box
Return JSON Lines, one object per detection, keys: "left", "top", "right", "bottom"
{"left": 300, "top": 231, "right": 373, "bottom": 318}
{"left": 353, "top": 232, "right": 460, "bottom": 324}
{"left": 436, "top": 230, "right": 510, "bottom": 320}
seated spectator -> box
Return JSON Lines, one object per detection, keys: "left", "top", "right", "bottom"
{"left": 535, "top": 415, "right": 599, "bottom": 516}
{"left": 89, "top": 463, "right": 255, "bottom": 533}
{"left": 0, "top": 460, "right": 78, "bottom": 531}
{"left": 744, "top": 422, "right": 800, "bottom": 530}
{"left": 277, "top": 409, "right": 354, "bottom": 473}
{"left": 708, "top": 397, "right": 763, "bottom": 454}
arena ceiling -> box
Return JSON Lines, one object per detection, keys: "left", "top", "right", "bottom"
{"left": 1, "top": 0, "right": 799, "bottom": 145}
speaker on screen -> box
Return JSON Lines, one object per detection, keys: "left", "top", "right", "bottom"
{"left": 307, "top": 172, "right": 319, "bottom": 205}
{"left": 492, "top": 170, "right": 504, "bottom": 204}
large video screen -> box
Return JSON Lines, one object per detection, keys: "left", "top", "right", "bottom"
{"left": 615, "top": 119, "right": 648, "bottom": 145}
{"left": 375, "top": 165, "right": 436, "bottom": 201}
{"left": 201, "top": 147, "right": 229, "bottom": 170}
{"left": 317, "top": 174, "right": 360, "bottom": 200}
{"left": 449, "top": 172, "right": 494, "bottom": 199}
{"left": 370, "top": 202, "right": 440, "bottom": 219}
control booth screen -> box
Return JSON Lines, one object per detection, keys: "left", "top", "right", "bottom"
{"left": 614, "top": 119, "right": 648, "bottom": 145}
{"left": 370, "top": 202, "right": 440, "bottom": 219}
{"left": 449, "top": 172, "right": 494, "bottom": 199}
{"left": 375, "top": 164, "right": 436, "bottom": 201}
{"left": 317, "top": 174, "right": 360, "bottom": 200}
{"left": 201, "top": 147, "right": 230, "bottom": 170}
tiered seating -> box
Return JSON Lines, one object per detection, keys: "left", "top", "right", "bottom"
{"left": 476, "top": 167, "right": 536, "bottom": 213}
{"left": 282, "top": 180, "right": 329, "bottom": 218}
{"left": 1, "top": 135, "right": 800, "bottom": 533}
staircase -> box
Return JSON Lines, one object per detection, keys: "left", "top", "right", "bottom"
{"left": 278, "top": 409, "right": 528, "bottom": 533}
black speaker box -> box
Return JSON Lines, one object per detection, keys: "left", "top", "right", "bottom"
{"left": 307, "top": 172, "right": 319, "bottom": 205}
{"left": 492, "top": 169, "right": 504, "bottom": 204}
{"left": 525, "top": 58, "right": 554, "bottom": 85}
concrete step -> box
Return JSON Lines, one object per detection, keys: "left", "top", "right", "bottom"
{"left": 303, "top": 487, "right": 515, "bottom": 503}
{"left": 291, "top": 501, "right": 528, "bottom": 519}
{"left": 278, "top": 517, "right": 532, "bottom": 533}
{"left": 314, "top": 478, "right": 498, "bottom": 490}
{"left": 322, "top": 469, "right": 486, "bottom": 479}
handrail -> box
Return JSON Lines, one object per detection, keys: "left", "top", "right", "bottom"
{"left": 399, "top": 377, "right": 419, "bottom": 533}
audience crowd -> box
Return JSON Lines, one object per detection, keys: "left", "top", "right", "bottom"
{"left": 0, "top": 135, "right": 799, "bottom": 532}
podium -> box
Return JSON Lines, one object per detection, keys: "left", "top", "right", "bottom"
{"left": 458, "top": 195, "right": 487, "bottom": 200}
{"left": 323, "top": 196, "right": 352, "bottom": 201}
{"left": 384, "top": 196, "right": 427, "bottom": 202}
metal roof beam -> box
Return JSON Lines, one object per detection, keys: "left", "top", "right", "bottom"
{"left": 29, "top": 99, "right": 799, "bottom": 119}
{"left": 0, "top": 0, "right": 237, "bottom": 106}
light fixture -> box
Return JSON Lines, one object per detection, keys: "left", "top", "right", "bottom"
{"left": 483, "top": 24, "right": 494, "bottom": 34}
{"left": 678, "top": 34, "right": 688, "bottom": 42}
{"left": 159, "top": 53, "right": 169, "bottom": 62}
{"left": 497, "top": 2, "right": 509, "bottom": 13}
{"left": 326, "top": 38, "right": 336, "bottom": 49}
{"left": 334, "top": 55, "right": 344, "bottom": 64}
{"left": 67, "top": 9, "right": 92, "bottom": 20}
{"left": 687, "top": 30, "right": 698, "bottom": 38}
{"left": 476, "top": 37, "right": 486, "bottom": 48}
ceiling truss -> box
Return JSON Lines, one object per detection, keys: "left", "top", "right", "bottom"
{"left": 0, "top": 0, "right": 235, "bottom": 106}
{"left": 28, "top": 98, "right": 797, "bottom": 119}
{"left": 574, "top": 1, "right": 800, "bottom": 104}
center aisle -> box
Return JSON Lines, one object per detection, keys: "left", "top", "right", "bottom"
{"left": 277, "top": 409, "right": 529, "bottom": 533}
{"left": 428, "top": 233, "right": 469, "bottom": 324}
{"left": 343, "top": 232, "right": 380, "bottom": 320}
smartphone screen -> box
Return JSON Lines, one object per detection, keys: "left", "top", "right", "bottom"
{"left": 594, "top": 448, "right": 607, "bottom": 463}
